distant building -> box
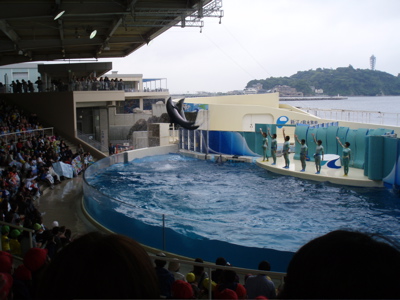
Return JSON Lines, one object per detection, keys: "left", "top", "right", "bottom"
{"left": 272, "top": 85, "right": 303, "bottom": 97}
{"left": 252, "top": 83, "right": 263, "bottom": 91}
{"left": 243, "top": 88, "right": 258, "bottom": 94}
{"left": 227, "top": 90, "right": 244, "bottom": 95}
{"left": 315, "top": 88, "right": 324, "bottom": 94}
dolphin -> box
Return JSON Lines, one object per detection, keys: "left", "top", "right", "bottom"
{"left": 166, "top": 97, "right": 199, "bottom": 130}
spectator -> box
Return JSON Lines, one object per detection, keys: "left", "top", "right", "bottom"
{"left": 118, "top": 78, "right": 124, "bottom": 90}
{"left": 36, "top": 232, "right": 159, "bottom": 299}
{"left": 28, "top": 80, "right": 34, "bottom": 92}
{"left": 154, "top": 252, "right": 175, "bottom": 298}
{"left": 215, "top": 270, "right": 246, "bottom": 299}
{"left": 22, "top": 79, "right": 28, "bottom": 93}
{"left": 20, "top": 247, "right": 49, "bottom": 297}
{"left": 35, "top": 77, "right": 43, "bottom": 92}
{"left": 212, "top": 256, "right": 229, "bottom": 284}
{"left": 278, "top": 230, "right": 400, "bottom": 299}
{"left": 1, "top": 226, "right": 10, "bottom": 252}
{"left": 186, "top": 272, "right": 200, "bottom": 298}
{"left": 191, "top": 257, "right": 209, "bottom": 288}
{"left": 246, "top": 260, "right": 276, "bottom": 299}
{"left": 171, "top": 280, "right": 194, "bottom": 299}
{"left": 9, "top": 229, "right": 22, "bottom": 256}
{"left": 168, "top": 258, "right": 186, "bottom": 281}
{"left": 108, "top": 142, "right": 115, "bottom": 156}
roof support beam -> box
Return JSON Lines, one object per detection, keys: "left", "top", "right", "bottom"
{"left": 0, "top": 19, "right": 21, "bottom": 46}
{"left": 96, "top": 0, "right": 139, "bottom": 55}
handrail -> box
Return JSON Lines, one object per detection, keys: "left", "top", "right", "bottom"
{"left": 149, "top": 254, "right": 286, "bottom": 299}
{"left": 0, "top": 220, "right": 34, "bottom": 233}
{"left": 0, "top": 127, "right": 54, "bottom": 144}
{"left": 0, "top": 220, "right": 35, "bottom": 259}
{"left": 299, "top": 107, "right": 400, "bottom": 126}
{"left": 77, "top": 130, "right": 103, "bottom": 151}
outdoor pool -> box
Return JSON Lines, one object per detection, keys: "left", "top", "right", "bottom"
{"left": 86, "top": 154, "right": 400, "bottom": 253}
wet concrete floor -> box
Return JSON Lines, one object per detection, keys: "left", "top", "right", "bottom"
{"left": 36, "top": 175, "right": 98, "bottom": 236}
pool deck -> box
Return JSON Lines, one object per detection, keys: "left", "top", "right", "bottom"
{"left": 36, "top": 175, "right": 98, "bottom": 237}
{"left": 256, "top": 153, "right": 383, "bottom": 188}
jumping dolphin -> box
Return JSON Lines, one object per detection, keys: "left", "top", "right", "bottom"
{"left": 166, "top": 97, "right": 199, "bottom": 130}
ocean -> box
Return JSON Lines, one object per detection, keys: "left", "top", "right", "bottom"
{"left": 281, "top": 96, "right": 400, "bottom": 126}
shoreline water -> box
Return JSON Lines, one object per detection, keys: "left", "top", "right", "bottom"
{"left": 280, "top": 96, "right": 347, "bottom": 101}
{"left": 280, "top": 95, "right": 400, "bottom": 126}
{"left": 281, "top": 95, "right": 400, "bottom": 113}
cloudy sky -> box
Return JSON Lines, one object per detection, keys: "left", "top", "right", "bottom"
{"left": 104, "top": 0, "right": 400, "bottom": 94}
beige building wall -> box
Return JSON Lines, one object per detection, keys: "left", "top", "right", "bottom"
{"left": 187, "top": 93, "right": 280, "bottom": 107}
{"left": 3, "top": 92, "right": 75, "bottom": 138}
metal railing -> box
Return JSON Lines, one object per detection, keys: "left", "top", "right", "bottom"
{"left": 300, "top": 107, "right": 400, "bottom": 126}
{"left": 149, "top": 255, "right": 285, "bottom": 299}
{"left": 0, "top": 127, "right": 54, "bottom": 144}
{"left": 0, "top": 220, "right": 35, "bottom": 261}
{"left": 77, "top": 130, "right": 104, "bottom": 151}
{"left": 1, "top": 83, "right": 169, "bottom": 93}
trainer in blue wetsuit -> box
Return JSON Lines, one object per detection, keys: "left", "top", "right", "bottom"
{"left": 295, "top": 134, "right": 308, "bottom": 172}
{"left": 282, "top": 128, "right": 290, "bottom": 169}
{"left": 268, "top": 128, "right": 277, "bottom": 165}
{"left": 336, "top": 137, "right": 351, "bottom": 176}
{"left": 259, "top": 128, "right": 269, "bottom": 161}
{"left": 312, "top": 133, "right": 324, "bottom": 174}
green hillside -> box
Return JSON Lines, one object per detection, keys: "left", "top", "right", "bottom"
{"left": 246, "top": 66, "right": 400, "bottom": 96}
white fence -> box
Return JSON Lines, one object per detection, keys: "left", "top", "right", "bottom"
{"left": 300, "top": 108, "right": 400, "bottom": 126}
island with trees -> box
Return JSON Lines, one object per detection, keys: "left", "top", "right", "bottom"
{"left": 246, "top": 66, "right": 400, "bottom": 96}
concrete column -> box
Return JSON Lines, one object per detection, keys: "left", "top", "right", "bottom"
{"left": 140, "top": 98, "right": 143, "bottom": 110}
{"left": 99, "top": 108, "right": 109, "bottom": 152}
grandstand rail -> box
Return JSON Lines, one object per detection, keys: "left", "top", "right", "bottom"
{"left": 0, "top": 127, "right": 54, "bottom": 145}
{"left": 149, "top": 254, "right": 286, "bottom": 299}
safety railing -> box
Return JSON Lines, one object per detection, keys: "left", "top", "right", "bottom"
{"left": 77, "top": 130, "right": 104, "bottom": 151}
{"left": 300, "top": 107, "right": 400, "bottom": 126}
{"left": 149, "top": 255, "right": 286, "bottom": 299}
{"left": 0, "top": 127, "right": 54, "bottom": 145}
{"left": 0, "top": 220, "right": 35, "bottom": 261}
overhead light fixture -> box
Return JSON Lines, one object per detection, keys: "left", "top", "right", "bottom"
{"left": 89, "top": 29, "right": 97, "bottom": 39}
{"left": 54, "top": 10, "right": 65, "bottom": 20}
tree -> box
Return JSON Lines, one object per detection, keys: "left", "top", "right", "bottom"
{"left": 247, "top": 67, "right": 400, "bottom": 96}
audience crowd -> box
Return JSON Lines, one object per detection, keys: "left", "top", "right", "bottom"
{"left": 0, "top": 100, "right": 400, "bottom": 299}
{"left": 2, "top": 76, "right": 164, "bottom": 93}
{"left": 6, "top": 76, "right": 126, "bottom": 93}
{"left": 0, "top": 99, "right": 93, "bottom": 298}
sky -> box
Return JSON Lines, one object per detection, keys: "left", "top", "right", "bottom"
{"left": 100, "top": 0, "right": 400, "bottom": 94}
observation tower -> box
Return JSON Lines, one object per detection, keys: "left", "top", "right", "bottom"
{"left": 370, "top": 55, "right": 376, "bottom": 71}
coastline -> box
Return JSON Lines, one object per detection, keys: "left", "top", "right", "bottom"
{"left": 280, "top": 96, "right": 347, "bottom": 101}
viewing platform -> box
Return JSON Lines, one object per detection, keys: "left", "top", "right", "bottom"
{"left": 256, "top": 154, "right": 383, "bottom": 188}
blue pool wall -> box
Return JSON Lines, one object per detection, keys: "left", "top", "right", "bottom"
{"left": 83, "top": 145, "right": 294, "bottom": 272}
{"left": 180, "top": 125, "right": 399, "bottom": 186}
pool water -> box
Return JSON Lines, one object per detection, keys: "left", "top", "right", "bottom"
{"left": 87, "top": 154, "right": 400, "bottom": 252}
